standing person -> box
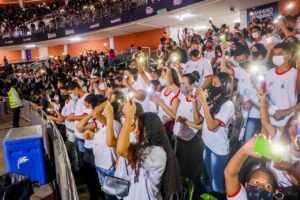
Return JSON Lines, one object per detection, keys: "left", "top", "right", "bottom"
{"left": 109, "top": 49, "right": 115, "bottom": 67}
{"left": 183, "top": 41, "right": 213, "bottom": 89}
{"left": 195, "top": 72, "right": 234, "bottom": 199}
{"left": 8, "top": 79, "right": 22, "bottom": 128}
{"left": 3, "top": 56, "right": 8, "bottom": 66}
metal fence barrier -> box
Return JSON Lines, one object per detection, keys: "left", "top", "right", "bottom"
{"left": 0, "top": 97, "right": 79, "bottom": 200}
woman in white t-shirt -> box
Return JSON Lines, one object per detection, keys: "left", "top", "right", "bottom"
{"left": 225, "top": 136, "right": 278, "bottom": 200}
{"left": 258, "top": 89, "right": 300, "bottom": 198}
{"left": 116, "top": 101, "right": 181, "bottom": 200}
{"left": 195, "top": 72, "right": 235, "bottom": 198}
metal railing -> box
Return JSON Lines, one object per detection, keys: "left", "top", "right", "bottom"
{"left": 1, "top": 97, "right": 79, "bottom": 200}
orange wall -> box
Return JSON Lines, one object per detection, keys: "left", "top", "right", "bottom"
{"left": 0, "top": 49, "right": 21, "bottom": 65}
{"left": 31, "top": 48, "right": 39, "bottom": 61}
{"left": 278, "top": 0, "right": 300, "bottom": 16}
{"left": 67, "top": 38, "right": 110, "bottom": 56}
{"left": 114, "top": 28, "right": 165, "bottom": 52}
{"left": 48, "top": 45, "right": 64, "bottom": 57}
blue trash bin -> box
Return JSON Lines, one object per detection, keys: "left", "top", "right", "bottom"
{"left": 3, "top": 125, "right": 46, "bottom": 185}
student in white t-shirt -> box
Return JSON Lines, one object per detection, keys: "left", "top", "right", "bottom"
{"left": 194, "top": 72, "right": 234, "bottom": 198}
{"left": 183, "top": 41, "right": 213, "bottom": 89}
{"left": 116, "top": 101, "right": 181, "bottom": 200}
{"left": 258, "top": 89, "right": 300, "bottom": 197}
{"left": 123, "top": 62, "right": 151, "bottom": 112}
{"left": 150, "top": 68, "right": 180, "bottom": 140}
{"left": 75, "top": 94, "right": 106, "bottom": 200}
{"left": 266, "top": 43, "right": 298, "bottom": 128}
{"left": 224, "top": 136, "right": 278, "bottom": 200}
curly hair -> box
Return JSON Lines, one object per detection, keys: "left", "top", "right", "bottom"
{"left": 128, "top": 112, "right": 182, "bottom": 198}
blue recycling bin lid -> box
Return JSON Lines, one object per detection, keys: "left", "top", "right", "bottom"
{"left": 4, "top": 125, "right": 43, "bottom": 143}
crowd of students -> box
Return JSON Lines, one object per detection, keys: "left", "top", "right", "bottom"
{"left": 2, "top": 9, "right": 300, "bottom": 200}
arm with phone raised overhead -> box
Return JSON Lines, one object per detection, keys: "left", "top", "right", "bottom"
{"left": 116, "top": 100, "right": 136, "bottom": 159}
{"left": 225, "top": 136, "right": 262, "bottom": 196}
{"left": 136, "top": 59, "right": 151, "bottom": 86}
{"left": 219, "top": 44, "right": 234, "bottom": 76}
{"left": 257, "top": 88, "right": 276, "bottom": 139}
{"left": 104, "top": 102, "right": 118, "bottom": 147}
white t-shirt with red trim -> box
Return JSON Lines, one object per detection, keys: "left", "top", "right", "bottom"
{"left": 61, "top": 99, "right": 76, "bottom": 142}
{"left": 157, "top": 88, "right": 180, "bottom": 124}
{"left": 93, "top": 120, "right": 121, "bottom": 169}
{"left": 183, "top": 57, "right": 213, "bottom": 87}
{"left": 82, "top": 108, "right": 96, "bottom": 149}
{"left": 74, "top": 93, "right": 89, "bottom": 139}
{"left": 232, "top": 66, "right": 267, "bottom": 119}
{"left": 173, "top": 93, "right": 200, "bottom": 141}
{"left": 133, "top": 74, "right": 151, "bottom": 112}
{"left": 227, "top": 184, "right": 247, "bottom": 200}
{"left": 204, "top": 50, "right": 215, "bottom": 64}
{"left": 266, "top": 67, "right": 297, "bottom": 127}
{"left": 201, "top": 100, "right": 234, "bottom": 155}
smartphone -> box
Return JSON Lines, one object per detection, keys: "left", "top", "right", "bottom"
{"left": 253, "top": 136, "right": 285, "bottom": 163}
{"left": 220, "top": 34, "right": 227, "bottom": 44}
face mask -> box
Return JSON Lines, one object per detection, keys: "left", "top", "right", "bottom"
{"left": 70, "top": 93, "right": 78, "bottom": 101}
{"left": 180, "top": 84, "right": 190, "bottom": 96}
{"left": 129, "top": 132, "right": 138, "bottom": 144}
{"left": 54, "top": 95, "right": 59, "bottom": 101}
{"left": 246, "top": 185, "right": 273, "bottom": 200}
{"left": 208, "top": 85, "right": 222, "bottom": 98}
{"left": 287, "top": 27, "right": 294, "bottom": 32}
{"left": 233, "top": 38, "right": 239, "bottom": 43}
{"left": 159, "top": 78, "right": 167, "bottom": 87}
{"left": 190, "top": 49, "right": 200, "bottom": 57}
{"left": 79, "top": 82, "right": 84, "bottom": 87}
{"left": 252, "top": 32, "right": 260, "bottom": 39}
{"left": 239, "top": 60, "right": 249, "bottom": 69}
{"left": 217, "top": 52, "right": 222, "bottom": 57}
{"left": 252, "top": 51, "right": 260, "bottom": 59}
{"left": 272, "top": 55, "right": 285, "bottom": 66}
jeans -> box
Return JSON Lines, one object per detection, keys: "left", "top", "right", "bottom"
{"left": 242, "top": 117, "right": 261, "bottom": 145}
{"left": 202, "top": 145, "right": 228, "bottom": 193}
{"left": 96, "top": 166, "right": 118, "bottom": 200}
{"left": 76, "top": 139, "right": 85, "bottom": 153}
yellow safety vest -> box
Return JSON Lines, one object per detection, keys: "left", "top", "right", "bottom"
{"left": 8, "top": 87, "right": 22, "bottom": 109}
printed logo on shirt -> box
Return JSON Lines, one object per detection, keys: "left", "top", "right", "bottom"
{"left": 269, "top": 82, "right": 274, "bottom": 87}
{"left": 281, "top": 84, "right": 285, "bottom": 89}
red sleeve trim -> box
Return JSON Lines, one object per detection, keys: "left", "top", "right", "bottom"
{"left": 199, "top": 113, "right": 204, "bottom": 119}
{"left": 215, "top": 118, "right": 225, "bottom": 127}
{"left": 170, "top": 90, "right": 180, "bottom": 105}
{"left": 83, "top": 113, "right": 88, "bottom": 116}
{"left": 231, "top": 68, "right": 235, "bottom": 78}
{"left": 205, "top": 75, "right": 213, "bottom": 78}
{"left": 94, "top": 120, "right": 98, "bottom": 128}
{"left": 164, "top": 89, "right": 172, "bottom": 97}
{"left": 227, "top": 184, "right": 242, "bottom": 198}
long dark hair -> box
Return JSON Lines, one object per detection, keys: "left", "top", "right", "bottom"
{"left": 209, "top": 72, "right": 233, "bottom": 116}
{"left": 128, "top": 112, "right": 181, "bottom": 198}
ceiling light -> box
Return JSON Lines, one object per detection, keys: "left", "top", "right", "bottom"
{"left": 175, "top": 13, "right": 193, "bottom": 21}
{"left": 234, "top": 19, "right": 241, "bottom": 23}
{"left": 287, "top": 3, "right": 294, "bottom": 10}
{"left": 25, "top": 44, "right": 36, "bottom": 48}
{"left": 193, "top": 25, "right": 209, "bottom": 31}
{"left": 70, "top": 37, "right": 81, "bottom": 41}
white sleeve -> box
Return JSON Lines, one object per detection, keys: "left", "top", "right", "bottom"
{"left": 227, "top": 185, "right": 247, "bottom": 200}
{"left": 203, "top": 60, "right": 213, "bottom": 79}
{"left": 214, "top": 101, "right": 235, "bottom": 127}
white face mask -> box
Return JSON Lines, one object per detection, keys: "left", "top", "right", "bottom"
{"left": 272, "top": 55, "right": 285, "bottom": 66}
{"left": 252, "top": 32, "right": 260, "bottom": 39}
{"left": 79, "top": 82, "right": 84, "bottom": 87}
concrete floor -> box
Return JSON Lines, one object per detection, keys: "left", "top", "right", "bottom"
{"left": 0, "top": 113, "right": 90, "bottom": 200}
{"left": 0, "top": 114, "right": 54, "bottom": 200}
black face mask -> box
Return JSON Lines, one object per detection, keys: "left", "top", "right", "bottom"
{"left": 287, "top": 27, "right": 294, "bottom": 32}
{"left": 233, "top": 38, "right": 239, "bottom": 43}
{"left": 239, "top": 60, "right": 249, "bottom": 69}
{"left": 190, "top": 49, "right": 200, "bottom": 57}
{"left": 252, "top": 52, "right": 260, "bottom": 59}
{"left": 129, "top": 68, "right": 138, "bottom": 75}
{"left": 208, "top": 85, "right": 222, "bottom": 98}
{"left": 246, "top": 185, "right": 273, "bottom": 200}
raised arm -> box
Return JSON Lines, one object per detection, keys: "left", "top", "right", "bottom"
{"left": 220, "top": 44, "right": 233, "bottom": 75}
{"left": 136, "top": 60, "right": 151, "bottom": 86}
{"left": 116, "top": 101, "right": 136, "bottom": 159}
{"left": 257, "top": 89, "right": 276, "bottom": 139}
{"left": 93, "top": 102, "right": 107, "bottom": 126}
{"left": 104, "top": 102, "right": 118, "bottom": 147}
{"left": 76, "top": 112, "right": 97, "bottom": 132}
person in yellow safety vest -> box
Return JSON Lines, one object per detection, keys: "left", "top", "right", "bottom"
{"left": 7, "top": 79, "right": 22, "bottom": 128}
